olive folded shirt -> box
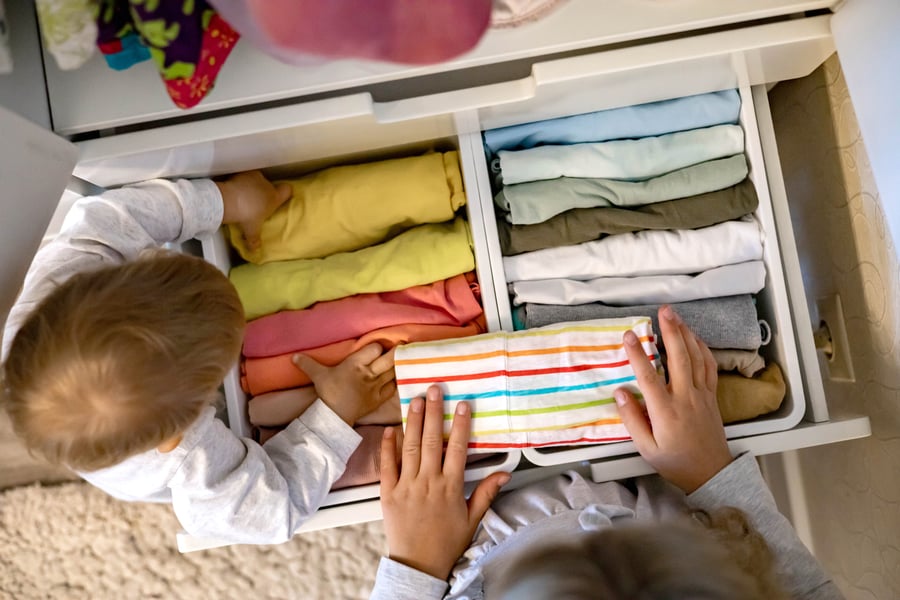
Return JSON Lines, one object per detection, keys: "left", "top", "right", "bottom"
{"left": 230, "top": 218, "right": 474, "bottom": 320}
{"left": 228, "top": 152, "right": 466, "bottom": 263}
{"left": 497, "top": 177, "right": 758, "bottom": 255}
{"left": 502, "top": 218, "right": 763, "bottom": 283}
{"left": 483, "top": 89, "right": 741, "bottom": 155}
{"left": 495, "top": 124, "right": 744, "bottom": 185}
{"left": 242, "top": 273, "right": 483, "bottom": 358}
{"left": 495, "top": 154, "right": 749, "bottom": 226}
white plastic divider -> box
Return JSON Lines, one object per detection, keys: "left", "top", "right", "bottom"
{"left": 463, "top": 85, "right": 811, "bottom": 467}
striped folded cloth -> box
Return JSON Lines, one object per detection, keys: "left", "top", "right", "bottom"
{"left": 395, "top": 317, "right": 660, "bottom": 452}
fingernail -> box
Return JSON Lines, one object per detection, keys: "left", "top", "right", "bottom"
{"left": 291, "top": 353, "right": 301, "bottom": 364}
{"left": 426, "top": 386, "right": 441, "bottom": 402}
{"left": 623, "top": 331, "right": 639, "bottom": 346}
{"left": 456, "top": 402, "right": 470, "bottom": 416}
{"left": 663, "top": 305, "right": 682, "bottom": 324}
{"left": 497, "top": 472, "right": 512, "bottom": 486}
{"left": 614, "top": 389, "right": 628, "bottom": 406}
{"left": 383, "top": 427, "right": 395, "bottom": 439}
{"left": 411, "top": 398, "right": 424, "bottom": 413}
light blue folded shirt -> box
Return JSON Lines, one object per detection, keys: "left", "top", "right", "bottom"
{"left": 483, "top": 89, "right": 741, "bottom": 155}
{"left": 496, "top": 124, "right": 745, "bottom": 185}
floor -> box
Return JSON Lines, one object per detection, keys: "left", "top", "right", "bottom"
{"left": 770, "top": 55, "right": 900, "bottom": 599}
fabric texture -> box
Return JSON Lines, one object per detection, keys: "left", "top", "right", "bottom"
{"left": 369, "top": 453, "right": 843, "bottom": 600}
{"left": 0, "top": 179, "right": 362, "bottom": 545}
{"left": 711, "top": 349, "right": 766, "bottom": 378}
{"left": 498, "top": 177, "right": 758, "bottom": 255}
{"left": 241, "top": 319, "right": 487, "bottom": 396}
{"left": 332, "top": 425, "right": 401, "bottom": 490}
{"left": 490, "top": 0, "right": 566, "bottom": 27}
{"left": 717, "top": 363, "right": 786, "bottom": 424}
{"left": 395, "top": 318, "right": 660, "bottom": 452}
{"left": 496, "top": 154, "right": 749, "bottom": 226}
{"left": 95, "top": 0, "right": 240, "bottom": 109}
{"left": 230, "top": 218, "right": 474, "bottom": 320}
{"left": 502, "top": 218, "right": 763, "bottom": 282}
{"left": 208, "top": 0, "right": 491, "bottom": 65}
{"left": 0, "top": 0, "right": 12, "bottom": 74}
{"left": 515, "top": 295, "right": 764, "bottom": 351}
{"left": 96, "top": 1, "right": 150, "bottom": 70}
{"left": 483, "top": 90, "right": 740, "bottom": 155}
{"left": 35, "top": 0, "right": 97, "bottom": 70}
{"left": 227, "top": 152, "right": 467, "bottom": 263}
{"left": 249, "top": 387, "right": 402, "bottom": 427}
{"left": 509, "top": 261, "right": 767, "bottom": 307}
{"left": 495, "top": 124, "right": 744, "bottom": 185}
{"left": 242, "top": 273, "right": 482, "bottom": 358}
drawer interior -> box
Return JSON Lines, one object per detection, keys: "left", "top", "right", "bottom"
{"left": 467, "top": 85, "right": 812, "bottom": 466}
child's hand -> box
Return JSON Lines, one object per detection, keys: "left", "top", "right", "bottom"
{"left": 217, "top": 170, "right": 293, "bottom": 251}
{"left": 615, "top": 305, "right": 733, "bottom": 493}
{"left": 293, "top": 344, "right": 397, "bottom": 426}
{"left": 381, "top": 386, "right": 511, "bottom": 580}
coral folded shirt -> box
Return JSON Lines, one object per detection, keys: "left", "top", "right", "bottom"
{"left": 395, "top": 317, "right": 660, "bottom": 452}
{"left": 243, "top": 273, "right": 483, "bottom": 358}
{"left": 241, "top": 319, "right": 487, "bottom": 395}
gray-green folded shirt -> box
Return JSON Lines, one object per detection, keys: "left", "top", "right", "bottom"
{"left": 495, "top": 154, "right": 749, "bottom": 225}
{"left": 498, "top": 176, "right": 758, "bottom": 255}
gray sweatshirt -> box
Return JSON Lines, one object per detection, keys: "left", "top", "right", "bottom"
{"left": 1, "top": 179, "right": 361, "bottom": 544}
{"left": 369, "top": 453, "right": 844, "bottom": 599}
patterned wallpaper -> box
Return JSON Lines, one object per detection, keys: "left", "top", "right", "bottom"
{"left": 769, "top": 54, "right": 900, "bottom": 599}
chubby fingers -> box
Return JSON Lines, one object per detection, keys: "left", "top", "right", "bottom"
{"left": 679, "top": 322, "right": 708, "bottom": 390}
{"left": 442, "top": 401, "right": 472, "bottom": 483}
{"left": 380, "top": 426, "right": 400, "bottom": 496}
{"left": 614, "top": 387, "right": 657, "bottom": 455}
{"left": 622, "top": 329, "right": 667, "bottom": 422}
{"left": 400, "top": 396, "right": 425, "bottom": 480}
{"left": 419, "top": 386, "right": 448, "bottom": 475}
{"left": 658, "top": 306, "right": 693, "bottom": 397}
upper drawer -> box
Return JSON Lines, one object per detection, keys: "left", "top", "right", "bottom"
{"left": 46, "top": 0, "right": 835, "bottom": 135}
{"left": 71, "top": 16, "right": 837, "bottom": 188}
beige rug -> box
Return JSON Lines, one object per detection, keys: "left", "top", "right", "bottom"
{"left": 0, "top": 482, "right": 386, "bottom": 600}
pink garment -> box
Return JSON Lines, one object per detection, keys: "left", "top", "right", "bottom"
{"left": 332, "top": 425, "right": 401, "bottom": 490}
{"left": 241, "top": 318, "right": 487, "bottom": 395}
{"left": 210, "top": 0, "right": 492, "bottom": 65}
{"left": 243, "top": 273, "right": 482, "bottom": 358}
{"left": 249, "top": 387, "right": 402, "bottom": 427}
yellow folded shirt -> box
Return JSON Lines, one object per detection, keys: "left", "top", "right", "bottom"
{"left": 228, "top": 151, "right": 467, "bottom": 263}
{"left": 231, "top": 218, "right": 475, "bottom": 320}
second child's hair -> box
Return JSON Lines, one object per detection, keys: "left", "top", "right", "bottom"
{"left": 2, "top": 251, "right": 244, "bottom": 472}
{"left": 493, "top": 507, "right": 787, "bottom": 600}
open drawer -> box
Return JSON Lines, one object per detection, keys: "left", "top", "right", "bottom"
{"left": 3, "top": 14, "right": 877, "bottom": 551}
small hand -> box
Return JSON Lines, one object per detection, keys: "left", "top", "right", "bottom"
{"left": 293, "top": 344, "right": 396, "bottom": 426}
{"left": 217, "top": 170, "right": 293, "bottom": 251}
{"left": 381, "top": 386, "right": 511, "bottom": 581}
{"left": 615, "top": 305, "right": 733, "bottom": 493}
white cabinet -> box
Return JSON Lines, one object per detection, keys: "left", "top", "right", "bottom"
{"left": 2, "top": 2, "right": 894, "bottom": 551}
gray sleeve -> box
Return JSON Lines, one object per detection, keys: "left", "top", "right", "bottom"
{"left": 168, "top": 400, "right": 362, "bottom": 544}
{"left": 687, "top": 453, "right": 844, "bottom": 600}
{"left": 370, "top": 557, "right": 449, "bottom": 600}
{"left": 2, "top": 178, "right": 222, "bottom": 360}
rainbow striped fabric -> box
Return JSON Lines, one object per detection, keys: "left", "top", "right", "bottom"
{"left": 395, "top": 317, "right": 660, "bottom": 452}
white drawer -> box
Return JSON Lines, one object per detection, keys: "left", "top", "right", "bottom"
{"left": 60, "top": 15, "right": 872, "bottom": 548}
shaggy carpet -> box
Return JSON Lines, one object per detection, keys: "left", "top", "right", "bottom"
{"left": 0, "top": 482, "right": 386, "bottom": 600}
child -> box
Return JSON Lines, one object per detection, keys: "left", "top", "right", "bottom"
{"left": 1, "top": 171, "right": 396, "bottom": 545}
{"left": 371, "top": 306, "right": 843, "bottom": 599}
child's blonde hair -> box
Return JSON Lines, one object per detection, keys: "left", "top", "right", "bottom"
{"left": 494, "top": 507, "right": 787, "bottom": 599}
{"left": 2, "top": 252, "right": 244, "bottom": 472}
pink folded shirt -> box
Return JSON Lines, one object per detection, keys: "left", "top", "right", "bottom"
{"left": 243, "top": 273, "right": 482, "bottom": 358}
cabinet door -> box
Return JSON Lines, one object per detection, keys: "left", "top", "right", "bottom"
{"left": 833, "top": 0, "right": 900, "bottom": 252}
{"left": 0, "top": 107, "right": 77, "bottom": 327}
